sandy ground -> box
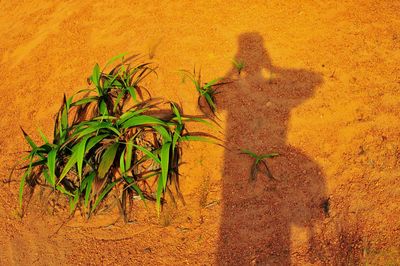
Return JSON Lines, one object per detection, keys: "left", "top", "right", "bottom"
{"left": 0, "top": 1, "right": 399, "bottom": 265}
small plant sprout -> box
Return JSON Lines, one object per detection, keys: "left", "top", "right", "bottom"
{"left": 18, "top": 55, "right": 217, "bottom": 220}
{"left": 232, "top": 58, "right": 245, "bottom": 75}
{"left": 240, "top": 149, "right": 279, "bottom": 181}
{"left": 179, "top": 68, "right": 226, "bottom": 117}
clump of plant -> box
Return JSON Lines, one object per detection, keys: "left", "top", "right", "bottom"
{"left": 179, "top": 68, "right": 226, "bottom": 117}
{"left": 18, "top": 54, "right": 215, "bottom": 219}
{"left": 232, "top": 58, "right": 245, "bottom": 75}
{"left": 240, "top": 149, "right": 279, "bottom": 181}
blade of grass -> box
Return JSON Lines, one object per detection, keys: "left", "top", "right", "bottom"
{"left": 91, "top": 63, "right": 102, "bottom": 95}
{"left": 259, "top": 153, "right": 279, "bottom": 160}
{"left": 38, "top": 128, "right": 49, "bottom": 144}
{"left": 76, "top": 135, "right": 91, "bottom": 179}
{"left": 203, "top": 78, "right": 221, "bottom": 90}
{"left": 121, "top": 115, "right": 167, "bottom": 128}
{"left": 42, "top": 169, "right": 52, "bottom": 186}
{"left": 84, "top": 172, "right": 96, "bottom": 208}
{"left": 21, "top": 127, "right": 37, "bottom": 149}
{"left": 127, "top": 183, "right": 145, "bottom": 203}
{"left": 69, "top": 190, "right": 80, "bottom": 214}
{"left": 75, "top": 122, "right": 120, "bottom": 139}
{"left": 92, "top": 180, "right": 118, "bottom": 212}
{"left": 104, "top": 52, "right": 127, "bottom": 69}
{"left": 58, "top": 149, "right": 78, "bottom": 184}
{"left": 125, "top": 140, "right": 133, "bottom": 171}
{"left": 119, "top": 148, "right": 126, "bottom": 174}
{"left": 47, "top": 148, "right": 57, "bottom": 187}
{"left": 204, "top": 93, "right": 216, "bottom": 112}
{"left": 240, "top": 149, "right": 258, "bottom": 159}
{"left": 156, "top": 173, "right": 163, "bottom": 215}
{"left": 132, "top": 144, "right": 161, "bottom": 164}
{"left": 153, "top": 125, "right": 172, "bottom": 143}
{"left": 98, "top": 142, "right": 119, "bottom": 179}
{"left": 56, "top": 185, "right": 74, "bottom": 197}
{"left": 171, "top": 102, "right": 182, "bottom": 124}
{"left": 126, "top": 86, "right": 138, "bottom": 102}
{"left": 71, "top": 96, "right": 98, "bottom": 106}
{"left": 86, "top": 134, "right": 108, "bottom": 152}
{"left": 172, "top": 124, "right": 183, "bottom": 151}
{"left": 179, "top": 135, "right": 217, "bottom": 144}
{"left": 160, "top": 142, "right": 171, "bottom": 190}
{"left": 117, "top": 108, "right": 149, "bottom": 125}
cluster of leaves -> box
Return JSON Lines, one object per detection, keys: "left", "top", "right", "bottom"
{"left": 232, "top": 58, "right": 245, "bottom": 75}
{"left": 240, "top": 149, "right": 279, "bottom": 181}
{"left": 19, "top": 54, "right": 214, "bottom": 218}
{"left": 179, "top": 68, "right": 227, "bottom": 117}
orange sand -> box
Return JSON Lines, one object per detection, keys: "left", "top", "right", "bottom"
{"left": 0, "top": 1, "right": 399, "bottom": 265}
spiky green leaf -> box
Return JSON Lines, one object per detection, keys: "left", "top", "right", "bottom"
{"left": 98, "top": 142, "right": 119, "bottom": 179}
{"left": 86, "top": 134, "right": 108, "bottom": 152}
{"left": 160, "top": 142, "right": 171, "bottom": 190}
{"left": 47, "top": 148, "right": 57, "bottom": 187}
{"left": 179, "top": 135, "right": 216, "bottom": 144}
{"left": 38, "top": 128, "right": 49, "bottom": 144}
{"left": 92, "top": 181, "right": 118, "bottom": 212}
{"left": 84, "top": 172, "right": 96, "bottom": 208}
{"left": 71, "top": 96, "right": 98, "bottom": 106}
{"left": 240, "top": 149, "right": 259, "bottom": 159}
{"left": 91, "top": 63, "right": 101, "bottom": 93}
{"left": 259, "top": 153, "right": 280, "bottom": 160}
{"left": 125, "top": 140, "right": 133, "bottom": 171}
{"left": 104, "top": 52, "right": 127, "bottom": 69}
{"left": 153, "top": 125, "right": 171, "bottom": 143}
{"left": 56, "top": 185, "right": 74, "bottom": 197}
{"left": 121, "top": 115, "right": 167, "bottom": 129}
{"left": 132, "top": 144, "right": 160, "bottom": 164}
{"left": 117, "top": 108, "right": 148, "bottom": 125}
{"left": 21, "top": 128, "right": 37, "bottom": 149}
{"left": 119, "top": 148, "right": 126, "bottom": 174}
{"left": 76, "top": 135, "right": 91, "bottom": 179}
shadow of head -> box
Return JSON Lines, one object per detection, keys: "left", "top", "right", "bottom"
{"left": 228, "top": 32, "right": 323, "bottom": 112}
{"left": 236, "top": 32, "right": 272, "bottom": 74}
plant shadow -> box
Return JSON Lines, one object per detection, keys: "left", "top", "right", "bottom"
{"left": 216, "top": 32, "right": 326, "bottom": 265}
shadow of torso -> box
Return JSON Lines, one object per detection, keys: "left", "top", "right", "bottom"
{"left": 216, "top": 33, "right": 325, "bottom": 265}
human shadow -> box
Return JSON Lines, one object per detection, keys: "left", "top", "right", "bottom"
{"left": 216, "top": 32, "right": 326, "bottom": 265}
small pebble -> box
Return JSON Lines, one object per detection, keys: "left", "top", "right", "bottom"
{"left": 144, "top": 247, "right": 152, "bottom": 253}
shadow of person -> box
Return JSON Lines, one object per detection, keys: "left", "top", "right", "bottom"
{"left": 216, "top": 32, "right": 326, "bottom": 265}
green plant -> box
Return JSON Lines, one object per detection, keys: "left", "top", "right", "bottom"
{"left": 18, "top": 54, "right": 215, "bottom": 219}
{"left": 179, "top": 68, "right": 226, "bottom": 117}
{"left": 240, "top": 149, "right": 279, "bottom": 181}
{"left": 232, "top": 58, "right": 245, "bottom": 75}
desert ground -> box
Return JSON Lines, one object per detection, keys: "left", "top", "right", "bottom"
{"left": 0, "top": 1, "right": 399, "bottom": 265}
